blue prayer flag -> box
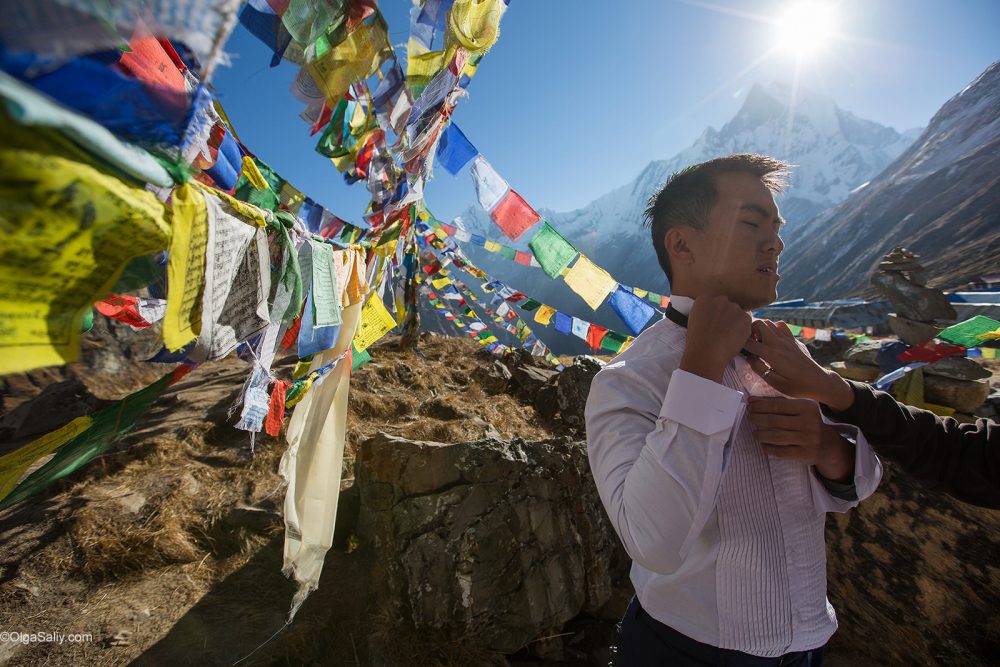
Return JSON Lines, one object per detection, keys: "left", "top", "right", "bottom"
{"left": 554, "top": 311, "right": 572, "bottom": 335}
{"left": 436, "top": 123, "right": 478, "bottom": 175}
{"left": 609, "top": 286, "right": 656, "bottom": 335}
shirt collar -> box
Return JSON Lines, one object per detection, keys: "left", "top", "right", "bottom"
{"left": 669, "top": 294, "right": 694, "bottom": 316}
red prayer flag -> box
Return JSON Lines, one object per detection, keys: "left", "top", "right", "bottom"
{"left": 265, "top": 380, "right": 291, "bottom": 436}
{"left": 95, "top": 294, "right": 149, "bottom": 328}
{"left": 898, "top": 340, "right": 966, "bottom": 363}
{"left": 310, "top": 101, "right": 333, "bottom": 136}
{"left": 490, "top": 189, "right": 541, "bottom": 240}
{"left": 280, "top": 314, "right": 304, "bottom": 350}
{"left": 514, "top": 251, "right": 533, "bottom": 266}
{"left": 801, "top": 327, "right": 817, "bottom": 339}
{"left": 586, "top": 324, "right": 609, "bottom": 350}
{"left": 661, "top": 295, "right": 670, "bottom": 308}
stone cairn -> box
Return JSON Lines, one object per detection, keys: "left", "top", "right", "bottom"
{"left": 830, "top": 247, "right": 991, "bottom": 415}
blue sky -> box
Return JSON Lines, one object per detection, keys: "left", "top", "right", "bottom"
{"left": 211, "top": 0, "right": 1000, "bottom": 226}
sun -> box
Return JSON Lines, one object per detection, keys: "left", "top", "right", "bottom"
{"left": 773, "top": 1, "right": 838, "bottom": 59}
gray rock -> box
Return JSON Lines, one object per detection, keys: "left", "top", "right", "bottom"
{"left": 509, "top": 364, "right": 559, "bottom": 403}
{"left": 475, "top": 360, "right": 512, "bottom": 395}
{"left": 924, "top": 376, "right": 990, "bottom": 413}
{"left": 0, "top": 378, "right": 102, "bottom": 444}
{"left": 871, "top": 271, "right": 957, "bottom": 322}
{"left": 355, "top": 432, "right": 629, "bottom": 654}
{"left": 843, "top": 340, "right": 887, "bottom": 366}
{"left": 533, "top": 382, "right": 559, "bottom": 422}
{"left": 555, "top": 356, "right": 605, "bottom": 428}
{"left": 888, "top": 314, "right": 944, "bottom": 346}
{"left": 924, "top": 356, "right": 992, "bottom": 382}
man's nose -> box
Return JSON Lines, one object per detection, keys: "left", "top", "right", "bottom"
{"left": 764, "top": 229, "right": 784, "bottom": 255}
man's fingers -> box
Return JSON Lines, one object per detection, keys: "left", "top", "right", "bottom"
{"left": 748, "top": 412, "right": 802, "bottom": 430}
{"left": 753, "top": 429, "right": 802, "bottom": 446}
{"left": 763, "top": 444, "right": 809, "bottom": 461}
{"left": 775, "top": 321, "right": 795, "bottom": 338}
{"left": 744, "top": 339, "right": 769, "bottom": 358}
{"left": 748, "top": 396, "right": 811, "bottom": 415}
{"left": 747, "top": 354, "right": 770, "bottom": 375}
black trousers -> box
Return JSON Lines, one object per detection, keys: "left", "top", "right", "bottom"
{"left": 612, "top": 597, "right": 825, "bottom": 667}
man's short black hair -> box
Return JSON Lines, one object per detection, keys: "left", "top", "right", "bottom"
{"left": 643, "top": 153, "right": 791, "bottom": 283}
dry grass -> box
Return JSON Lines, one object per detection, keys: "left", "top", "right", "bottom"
{"left": 0, "top": 332, "right": 574, "bottom": 665}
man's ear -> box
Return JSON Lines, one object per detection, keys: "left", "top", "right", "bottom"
{"left": 664, "top": 226, "right": 695, "bottom": 269}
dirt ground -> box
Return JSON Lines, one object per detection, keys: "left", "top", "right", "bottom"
{"left": 0, "top": 334, "right": 569, "bottom": 667}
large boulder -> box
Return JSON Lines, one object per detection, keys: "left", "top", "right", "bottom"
{"left": 870, "top": 271, "right": 957, "bottom": 323}
{"left": 557, "top": 356, "right": 604, "bottom": 428}
{"left": 887, "top": 314, "right": 943, "bottom": 346}
{"left": 924, "top": 356, "right": 992, "bottom": 382}
{"left": 355, "top": 432, "right": 629, "bottom": 656}
{"left": 824, "top": 464, "right": 1000, "bottom": 665}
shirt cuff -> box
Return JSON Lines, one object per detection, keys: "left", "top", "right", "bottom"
{"left": 813, "top": 468, "right": 858, "bottom": 501}
{"left": 660, "top": 369, "right": 744, "bottom": 436}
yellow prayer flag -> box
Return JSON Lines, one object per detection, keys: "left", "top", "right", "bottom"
{"left": 336, "top": 247, "right": 368, "bottom": 307}
{"left": 163, "top": 184, "right": 207, "bottom": 351}
{"left": 982, "top": 347, "right": 997, "bottom": 359}
{"left": 445, "top": 0, "right": 505, "bottom": 60}
{"left": 279, "top": 182, "right": 306, "bottom": 215}
{"left": 241, "top": 156, "right": 270, "bottom": 191}
{"left": 633, "top": 288, "right": 648, "bottom": 298}
{"left": 564, "top": 255, "right": 617, "bottom": 310}
{"left": 407, "top": 49, "right": 446, "bottom": 83}
{"left": 0, "top": 416, "right": 92, "bottom": 502}
{"left": 0, "top": 128, "right": 171, "bottom": 374}
{"left": 306, "top": 19, "right": 389, "bottom": 105}
{"left": 484, "top": 241, "right": 501, "bottom": 252}
{"left": 373, "top": 238, "right": 397, "bottom": 259}
{"left": 432, "top": 277, "right": 452, "bottom": 289}
{"left": 353, "top": 294, "right": 397, "bottom": 352}
{"left": 975, "top": 327, "right": 1000, "bottom": 341}
{"left": 534, "top": 305, "right": 556, "bottom": 326}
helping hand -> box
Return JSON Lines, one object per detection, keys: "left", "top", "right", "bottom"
{"left": 743, "top": 319, "right": 855, "bottom": 412}
{"left": 748, "top": 397, "right": 855, "bottom": 482}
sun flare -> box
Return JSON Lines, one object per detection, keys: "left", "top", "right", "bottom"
{"left": 773, "top": 1, "right": 838, "bottom": 59}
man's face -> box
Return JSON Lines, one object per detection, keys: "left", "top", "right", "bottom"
{"left": 683, "top": 171, "right": 784, "bottom": 310}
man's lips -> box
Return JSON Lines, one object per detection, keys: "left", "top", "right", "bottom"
{"left": 757, "top": 266, "right": 780, "bottom": 279}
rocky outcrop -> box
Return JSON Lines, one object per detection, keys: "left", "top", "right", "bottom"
{"left": 870, "top": 248, "right": 957, "bottom": 322}
{"left": 354, "top": 432, "right": 629, "bottom": 658}
{"left": 825, "top": 464, "right": 1000, "bottom": 665}
{"left": 534, "top": 356, "right": 605, "bottom": 429}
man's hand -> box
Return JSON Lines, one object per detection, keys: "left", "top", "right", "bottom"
{"left": 743, "top": 319, "right": 855, "bottom": 412}
{"left": 680, "top": 295, "right": 752, "bottom": 384}
{"left": 748, "top": 397, "right": 855, "bottom": 482}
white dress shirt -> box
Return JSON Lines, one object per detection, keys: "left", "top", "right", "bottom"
{"left": 585, "top": 295, "right": 882, "bottom": 657}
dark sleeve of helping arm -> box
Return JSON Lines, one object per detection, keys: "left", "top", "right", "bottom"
{"left": 822, "top": 380, "right": 1000, "bottom": 509}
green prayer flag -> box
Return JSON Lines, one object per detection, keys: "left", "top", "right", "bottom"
{"left": 79, "top": 307, "right": 94, "bottom": 333}
{"left": 520, "top": 299, "right": 541, "bottom": 311}
{"left": 308, "top": 240, "right": 342, "bottom": 328}
{"left": 0, "top": 371, "right": 177, "bottom": 510}
{"left": 528, "top": 222, "right": 578, "bottom": 278}
{"left": 477, "top": 330, "right": 493, "bottom": 340}
{"left": 785, "top": 323, "right": 803, "bottom": 336}
{"left": 499, "top": 245, "right": 517, "bottom": 261}
{"left": 351, "top": 343, "right": 371, "bottom": 371}
{"left": 937, "top": 316, "right": 1000, "bottom": 349}
{"left": 112, "top": 254, "right": 160, "bottom": 293}
{"left": 600, "top": 330, "right": 627, "bottom": 353}
{"left": 234, "top": 157, "right": 282, "bottom": 211}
